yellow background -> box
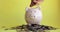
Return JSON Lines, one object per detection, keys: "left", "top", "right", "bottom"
{"left": 0, "top": 0, "right": 60, "bottom": 32}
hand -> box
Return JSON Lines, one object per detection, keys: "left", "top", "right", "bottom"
{"left": 30, "top": 0, "right": 44, "bottom": 7}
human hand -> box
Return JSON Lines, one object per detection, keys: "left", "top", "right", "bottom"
{"left": 30, "top": 0, "right": 44, "bottom": 7}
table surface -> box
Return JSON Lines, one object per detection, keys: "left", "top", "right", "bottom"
{"left": 0, "top": 29, "right": 60, "bottom": 32}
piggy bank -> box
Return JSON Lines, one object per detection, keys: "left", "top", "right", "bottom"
{"left": 25, "top": 6, "right": 42, "bottom": 25}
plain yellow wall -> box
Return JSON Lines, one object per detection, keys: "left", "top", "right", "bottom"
{"left": 41, "top": 0, "right": 59, "bottom": 28}
{"left": 59, "top": 0, "right": 60, "bottom": 24}
{"left": 0, "top": 0, "right": 60, "bottom": 28}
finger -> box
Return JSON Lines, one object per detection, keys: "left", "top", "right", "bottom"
{"left": 30, "top": 0, "right": 37, "bottom": 7}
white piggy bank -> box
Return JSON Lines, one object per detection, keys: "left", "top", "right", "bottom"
{"left": 25, "top": 6, "right": 42, "bottom": 25}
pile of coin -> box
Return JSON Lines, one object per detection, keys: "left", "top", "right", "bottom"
{"left": 5, "top": 24, "right": 56, "bottom": 32}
